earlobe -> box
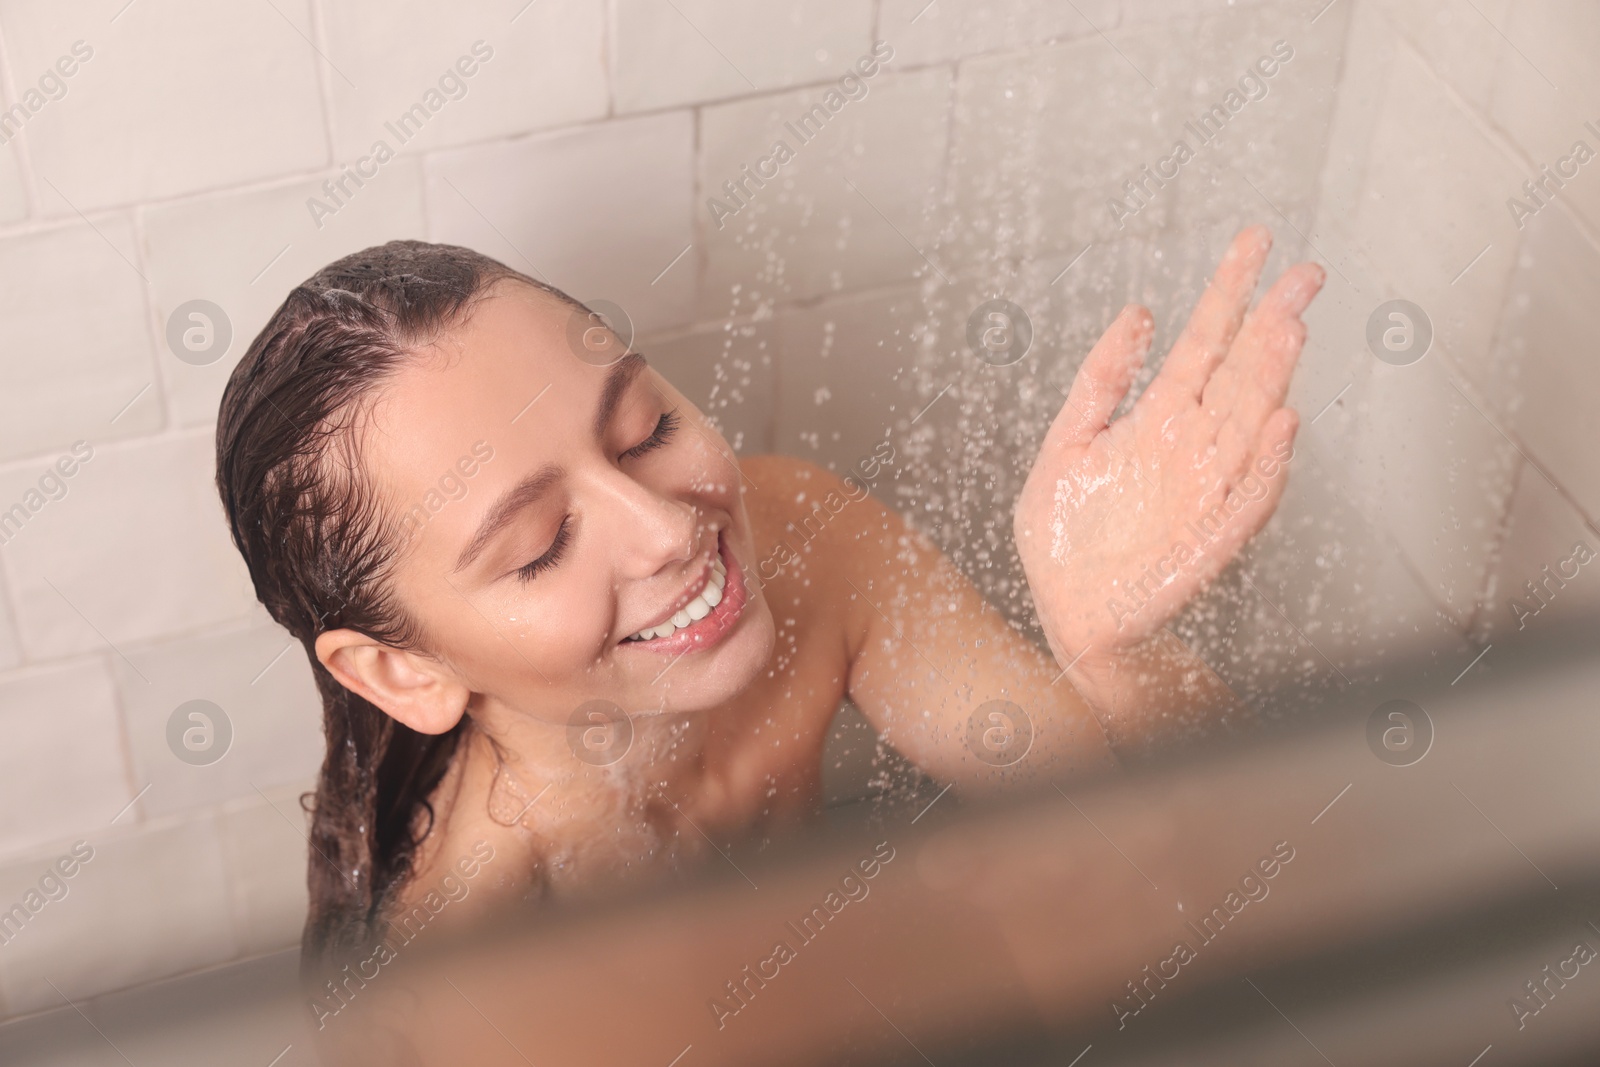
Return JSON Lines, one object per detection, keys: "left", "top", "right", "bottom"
{"left": 314, "top": 628, "right": 470, "bottom": 735}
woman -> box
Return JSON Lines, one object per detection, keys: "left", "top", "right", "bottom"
{"left": 213, "top": 225, "right": 1323, "bottom": 977}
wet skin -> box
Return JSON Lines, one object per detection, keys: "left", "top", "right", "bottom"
{"left": 313, "top": 225, "right": 1324, "bottom": 925}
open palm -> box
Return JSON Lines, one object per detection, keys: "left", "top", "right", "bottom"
{"left": 1015, "top": 226, "right": 1326, "bottom": 671}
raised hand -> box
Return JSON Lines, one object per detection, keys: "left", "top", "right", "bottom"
{"left": 1014, "top": 225, "right": 1325, "bottom": 676}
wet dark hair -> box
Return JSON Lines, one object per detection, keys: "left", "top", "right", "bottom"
{"left": 213, "top": 240, "right": 586, "bottom": 977}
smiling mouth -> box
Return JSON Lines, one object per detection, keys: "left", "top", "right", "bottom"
{"left": 620, "top": 529, "right": 748, "bottom": 652}
{"left": 623, "top": 556, "right": 726, "bottom": 642}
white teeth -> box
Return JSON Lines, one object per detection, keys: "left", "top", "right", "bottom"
{"left": 626, "top": 562, "right": 728, "bottom": 642}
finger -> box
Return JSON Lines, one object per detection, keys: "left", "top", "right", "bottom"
{"left": 1251, "top": 258, "right": 1325, "bottom": 323}
{"left": 1152, "top": 225, "right": 1273, "bottom": 404}
{"left": 1203, "top": 407, "right": 1300, "bottom": 567}
{"left": 1209, "top": 311, "right": 1309, "bottom": 479}
{"left": 1045, "top": 303, "right": 1154, "bottom": 453}
{"left": 1201, "top": 260, "right": 1325, "bottom": 431}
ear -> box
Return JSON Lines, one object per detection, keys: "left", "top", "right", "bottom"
{"left": 314, "top": 628, "right": 470, "bottom": 735}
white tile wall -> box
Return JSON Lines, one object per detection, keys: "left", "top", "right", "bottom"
{"left": 1114, "top": 0, "right": 1213, "bottom": 23}
{"left": 76, "top": 948, "right": 318, "bottom": 1067}
{"left": 1480, "top": 461, "right": 1600, "bottom": 641}
{"left": 944, "top": 21, "right": 1198, "bottom": 275}
{"left": 112, "top": 611, "right": 322, "bottom": 821}
{"left": 0, "top": 0, "right": 327, "bottom": 213}
{"left": 1338, "top": 35, "right": 1524, "bottom": 387}
{"left": 0, "top": 0, "right": 1594, "bottom": 1028}
{"left": 0, "top": 143, "right": 25, "bottom": 224}
{"left": 1170, "top": 1, "right": 1350, "bottom": 228}
{"left": 1309, "top": 0, "right": 1393, "bottom": 246}
{"left": 699, "top": 65, "right": 952, "bottom": 313}
{"left": 638, "top": 316, "right": 780, "bottom": 455}
{"left": 773, "top": 284, "right": 926, "bottom": 473}
{"left": 0, "top": 949, "right": 317, "bottom": 1067}
{"left": 216, "top": 783, "right": 314, "bottom": 959}
{"left": 1235, "top": 439, "right": 1475, "bottom": 680}
{"left": 1307, "top": 0, "right": 1599, "bottom": 633}
{"left": 0, "top": 431, "right": 256, "bottom": 661}
{"left": 1487, "top": 0, "right": 1600, "bottom": 238}
{"left": 427, "top": 110, "right": 697, "bottom": 336}
{"left": 142, "top": 161, "right": 428, "bottom": 428}
{"left": 876, "top": 0, "right": 1113, "bottom": 68}
{"left": 321, "top": 0, "right": 609, "bottom": 160}
{"left": 1376, "top": 0, "right": 1510, "bottom": 113}
{"left": 0, "top": 815, "right": 235, "bottom": 1014}
{"left": 0, "top": 658, "right": 130, "bottom": 860}
{"left": 613, "top": 0, "right": 875, "bottom": 112}
{"left": 1340, "top": 354, "right": 1520, "bottom": 628}
{"left": 0, "top": 568, "right": 20, "bottom": 672}
{"left": 0, "top": 218, "right": 160, "bottom": 461}
{"left": 1493, "top": 202, "right": 1600, "bottom": 518}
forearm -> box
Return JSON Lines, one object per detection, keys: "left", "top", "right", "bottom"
{"left": 1060, "top": 628, "right": 1251, "bottom": 762}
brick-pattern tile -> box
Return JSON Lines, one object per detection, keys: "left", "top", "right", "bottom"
{"left": 0, "top": 219, "right": 160, "bottom": 462}
{"left": 142, "top": 162, "right": 428, "bottom": 428}
{"left": 0, "top": 816, "right": 234, "bottom": 1015}
{"left": 426, "top": 112, "right": 696, "bottom": 336}
{"left": 700, "top": 67, "right": 950, "bottom": 313}
{"left": 217, "top": 783, "right": 313, "bottom": 959}
{"left": 1494, "top": 203, "right": 1600, "bottom": 517}
{"left": 878, "top": 0, "right": 1112, "bottom": 68}
{"left": 111, "top": 612, "right": 322, "bottom": 820}
{"left": 0, "top": 432, "right": 256, "bottom": 660}
{"left": 0, "top": 659, "right": 129, "bottom": 861}
{"left": 613, "top": 0, "right": 874, "bottom": 112}
{"left": 320, "top": 0, "right": 607, "bottom": 160}
{"left": 638, "top": 317, "right": 780, "bottom": 456}
{"left": 0, "top": 0, "right": 326, "bottom": 212}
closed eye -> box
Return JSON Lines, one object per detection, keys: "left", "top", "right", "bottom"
{"left": 514, "top": 515, "right": 571, "bottom": 584}
{"left": 621, "top": 410, "right": 680, "bottom": 461}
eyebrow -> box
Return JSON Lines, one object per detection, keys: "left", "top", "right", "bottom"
{"left": 594, "top": 350, "right": 647, "bottom": 438}
{"left": 452, "top": 351, "right": 649, "bottom": 574}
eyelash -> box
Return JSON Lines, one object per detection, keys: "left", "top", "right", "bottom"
{"left": 512, "top": 411, "right": 679, "bottom": 584}
{"left": 622, "top": 409, "right": 680, "bottom": 460}
{"left": 515, "top": 515, "right": 571, "bottom": 584}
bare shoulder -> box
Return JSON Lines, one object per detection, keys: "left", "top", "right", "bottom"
{"left": 737, "top": 453, "right": 840, "bottom": 531}
{"left": 739, "top": 450, "right": 900, "bottom": 556}
{"left": 737, "top": 452, "right": 833, "bottom": 500}
{"left": 736, "top": 449, "right": 910, "bottom": 641}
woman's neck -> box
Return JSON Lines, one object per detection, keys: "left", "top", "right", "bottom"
{"left": 416, "top": 700, "right": 721, "bottom": 903}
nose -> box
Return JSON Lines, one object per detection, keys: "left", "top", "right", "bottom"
{"left": 590, "top": 465, "right": 703, "bottom": 580}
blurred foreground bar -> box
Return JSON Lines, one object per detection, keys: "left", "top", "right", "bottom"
{"left": 324, "top": 619, "right": 1600, "bottom": 1067}
{"left": 10, "top": 621, "right": 1600, "bottom": 1066}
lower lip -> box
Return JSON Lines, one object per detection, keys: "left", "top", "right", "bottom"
{"left": 622, "top": 531, "right": 750, "bottom": 656}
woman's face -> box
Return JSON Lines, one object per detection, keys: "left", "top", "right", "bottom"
{"left": 359, "top": 279, "right": 776, "bottom": 726}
